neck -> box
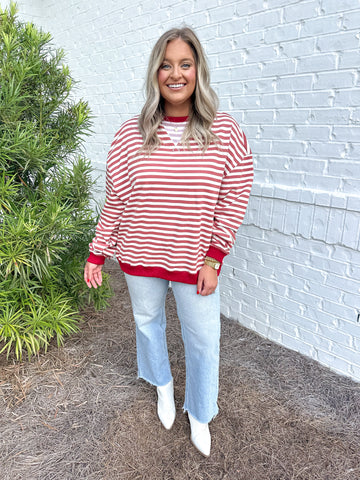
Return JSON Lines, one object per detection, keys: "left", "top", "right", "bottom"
{"left": 164, "top": 101, "right": 191, "bottom": 117}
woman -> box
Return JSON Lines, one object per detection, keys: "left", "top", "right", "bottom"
{"left": 84, "top": 27, "right": 253, "bottom": 457}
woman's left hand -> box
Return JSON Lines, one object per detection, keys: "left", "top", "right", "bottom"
{"left": 197, "top": 264, "right": 218, "bottom": 296}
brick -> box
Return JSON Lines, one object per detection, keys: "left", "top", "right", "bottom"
{"left": 250, "top": 139, "right": 272, "bottom": 154}
{"left": 258, "top": 198, "right": 274, "bottom": 230}
{"left": 275, "top": 108, "right": 310, "bottom": 124}
{"left": 347, "top": 194, "right": 360, "bottom": 212}
{"left": 323, "top": 0, "right": 360, "bottom": 15}
{"left": 244, "top": 78, "right": 276, "bottom": 94}
{"left": 245, "top": 195, "right": 260, "bottom": 225}
{"left": 311, "top": 206, "right": 330, "bottom": 241}
{"left": 297, "top": 204, "right": 314, "bottom": 238}
{"left": 229, "top": 63, "right": 263, "bottom": 79}
{"left": 316, "top": 351, "right": 352, "bottom": 377}
{"left": 231, "top": 95, "right": 261, "bottom": 109}
{"left": 284, "top": 311, "right": 318, "bottom": 332}
{"left": 331, "top": 343, "right": 360, "bottom": 367}
{"left": 326, "top": 274, "right": 360, "bottom": 295}
{"left": 261, "top": 93, "right": 294, "bottom": 108}
{"left": 341, "top": 211, "right": 360, "bottom": 249}
{"left": 295, "top": 91, "right": 333, "bottom": 108}
{"left": 244, "top": 109, "right": 274, "bottom": 124}
{"left": 270, "top": 198, "right": 286, "bottom": 232}
{"left": 299, "top": 329, "right": 335, "bottom": 351}
{"left": 219, "top": 19, "right": 257, "bottom": 38}
{"left": 322, "top": 300, "right": 358, "bottom": 322}
{"left": 265, "top": 23, "right": 301, "bottom": 44}
{"left": 328, "top": 160, "right": 360, "bottom": 180}
{"left": 296, "top": 53, "right": 337, "bottom": 73}
{"left": 246, "top": 44, "right": 278, "bottom": 63}
{"left": 283, "top": 1, "right": 319, "bottom": 22}
{"left": 308, "top": 142, "right": 347, "bottom": 160}
{"left": 283, "top": 201, "right": 300, "bottom": 235}
{"left": 272, "top": 171, "right": 304, "bottom": 188}
{"left": 349, "top": 363, "right": 360, "bottom": 380}
{"left": 233, "top": 268, "right": 259, "bottom": 287}
{"left": 343, "top": 9, "right": 360, "bottom": 29}
{"left": 331, "top": 246, "right": 360, "bottom": 265}
{"left": 307, "top": 279, "right": 343, "bottom": 303}
{"left": 303, "top": 174, "right": 341, "bottom": 192}
{"left": 274, "top": 244, "right": 311, "bottom": 265}
{"left": 272, "top": 141, "right": 306, "bottom": 156}
{"left": 325, "top": 208, "right": 346, "bottom": 245}
{"left": 277, "top": 74, "right": 313, "bottom": 92}
{"left": 256, "top": 299, "right": 286, "bottom": 322}
{"left": 280, "top": 37, "right": 316, "bottom": 58}
{"left": 342, "top": 178, "right": 360, "bottom": 194}
{"left": 351, "top": 107, "right": 360, "bottom": 123}
{"left": 294, "top": 125, "right": 331, "bottom": 141}
{"left": 248, "top": 9, "right": 282, "bottom": 31}
{"left": 332, "top": 126, "right": 360, "bottom": 142}
{"left": 288, "top": 287, "right": 323, "bottom": 309}
{"left": 261, "top": 125, "right": 294, "bottom": 140}
{"left": 209, "top": 4, "right": 238, "bottom": 23}
{"left": 313, "top": 71, "right": 355, "bottom": 90}
{"left": 276, "top": 333, "right": 315, "bottom": 358}
{"left": 257, "top": 158, "right": 289, "bottom": 175}
{"left": 300, "top": 15, "right": 342, "bottom": 37}
{"left": 310, "top": 108, "right": 350, "bottom": 125}
{"left": 293, "top": 264, "right": 326, "bottom": 283}
{"left": 318, "top": 31, "right": 360, "bottom": 53}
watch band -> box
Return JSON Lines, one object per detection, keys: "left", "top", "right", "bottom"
{"left": 204, "top": 256, "right": 221, "bottom": 270}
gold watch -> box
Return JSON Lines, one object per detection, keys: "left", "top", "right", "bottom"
{"left": 204, "top": 256, "right": 221, "bottom": 270}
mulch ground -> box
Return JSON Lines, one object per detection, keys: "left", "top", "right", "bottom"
{"left": 1, "top": 261, "right": 360, "bottom": 480}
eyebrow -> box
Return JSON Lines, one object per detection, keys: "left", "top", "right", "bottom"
{"left": 162, "top": 57, "right": 194, "bottom": 63}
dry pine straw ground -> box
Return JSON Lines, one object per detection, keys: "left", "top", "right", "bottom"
{"left": 1, "top": 261, "right": 360, "bottom": 480}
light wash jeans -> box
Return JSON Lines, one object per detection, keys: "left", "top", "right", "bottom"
{"left": 124, "top": 273, "right": 221, "bottom": 423}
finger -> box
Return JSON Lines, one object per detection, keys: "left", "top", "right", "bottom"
{"left": 92, "top": 274, "right": 102, "bottom": 288}
{"left": 199, "top": 282, "right": 210, "bottom": 296}
{"left": 197, "top": 276, "right": 203, "bottom": 295}
{"left": 95, "top": 271, "right": 103, "bottom": 285}
{"left": 199, "top": 281, "right": 217, "bottom": 296}
{"left": 84, "top": 267, "right": 92, "bottom": 288}
{"left": 200, "top": 287, "right": 212, "bottom": 296}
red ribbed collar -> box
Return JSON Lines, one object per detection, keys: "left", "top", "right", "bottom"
{"left": 163, "top": 115, "right": 189, "bottom": 122}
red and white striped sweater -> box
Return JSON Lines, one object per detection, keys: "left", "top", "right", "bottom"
{"left": 88, "top": 112, "right": 253, "bottom": 284}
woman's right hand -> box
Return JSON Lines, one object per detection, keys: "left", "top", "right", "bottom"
{"left": 84, "top": 262, "right": 103, "bottom": 289}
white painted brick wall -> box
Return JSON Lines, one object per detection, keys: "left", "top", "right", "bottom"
{"left": 9, "top": 0, "right": 360, "bottom": 382}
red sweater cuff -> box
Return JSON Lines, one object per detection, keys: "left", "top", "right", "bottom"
{"left": 206, "top": 246, "right": 227, "bottom": 263}
{"left": 87, "top": 252, "right": 106, "bottom": 265}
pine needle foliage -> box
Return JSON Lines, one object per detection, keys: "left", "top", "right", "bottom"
{"left": 0, "top": 3, "right": 112, "bottom": 360}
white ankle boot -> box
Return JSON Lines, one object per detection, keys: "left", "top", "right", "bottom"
{"left": 157, "top": 379, "right": 176, "bottom": 430}
{"left": 188, "top": 412, "right": 211, "bottom": 457}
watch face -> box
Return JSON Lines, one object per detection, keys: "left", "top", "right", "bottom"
{"left": 214, "top": 263, "right": 220, "bottom": 270}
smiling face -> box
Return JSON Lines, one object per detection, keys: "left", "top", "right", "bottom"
{"left": 157, "top": 38, "right": 197, "bottom": 117}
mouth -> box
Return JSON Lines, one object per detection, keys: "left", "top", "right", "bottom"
{"left": 167, "top": 83, "right": 186, "bottom": 89}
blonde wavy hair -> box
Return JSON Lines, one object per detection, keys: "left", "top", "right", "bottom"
{"left": 138, "top": 27, "right": 219, "bottom": 153}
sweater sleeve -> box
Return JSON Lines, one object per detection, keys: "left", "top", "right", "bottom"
{"left": 207, "top": 119, "right": 253, "bottom": 259}
{"left": 88, "top": 130, "right": 132, "bottom": 263}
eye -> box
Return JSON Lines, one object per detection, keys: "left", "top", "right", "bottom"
{"left": 182, "top": 63, "right": 192, "bottom": 69}
{"left": 160, "top": 63, "right": 171, "bottom": 70}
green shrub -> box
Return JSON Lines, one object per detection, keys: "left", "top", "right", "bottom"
{"left": 0, "top": 2, "right": 112, "bottom": 360}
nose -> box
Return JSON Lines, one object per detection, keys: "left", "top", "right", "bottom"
{"left": 171, "top": 65, "right": 181, "bottom": 79}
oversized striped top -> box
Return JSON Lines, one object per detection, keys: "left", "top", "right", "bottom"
{"left": 88, "top": 112, "right": 254, "bottom": 284}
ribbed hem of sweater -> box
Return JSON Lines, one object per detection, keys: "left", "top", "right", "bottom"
{"left": 87, "top": 246, "right": 226, "bottom": 284}
{"left": 120, "top": 262, "right": 198, "bottom": 284}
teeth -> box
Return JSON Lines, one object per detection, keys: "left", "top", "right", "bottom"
{"left": 168, "top": 84, "right": 185, "bottom": 88}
